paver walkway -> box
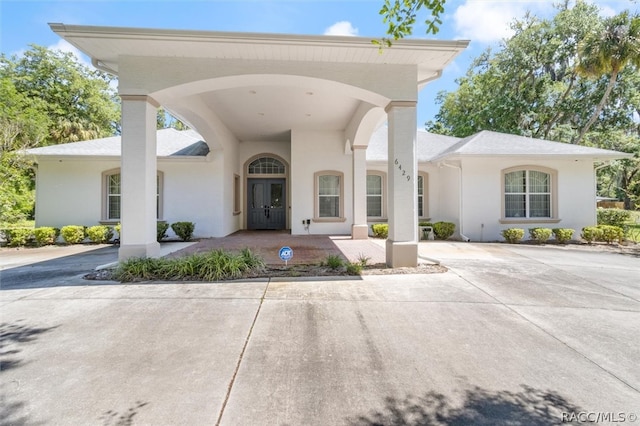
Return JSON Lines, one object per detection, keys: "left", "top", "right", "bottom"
{"left": 168, "top": 230, "right": 387, "bottom": 265}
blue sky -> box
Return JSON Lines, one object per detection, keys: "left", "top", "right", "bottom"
{"left": 1, "top": 0, "right": 636, "bottom": 127}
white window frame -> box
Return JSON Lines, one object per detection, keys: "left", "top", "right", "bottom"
{"left": 500, "top": 166, "right": 559, "bottom": 223}
{"left": 313, "top": 170, "right": 345, "bottom": 222}
{"left": 366, "top": 172, "right": 385, "bottom": 219}
{"left": 101, "top": 168, "right": 163, "bottom": 223}
{"left": 417, "top": 172, "right": 429, "bottom": 219}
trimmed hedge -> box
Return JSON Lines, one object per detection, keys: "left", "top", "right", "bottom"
{"left": 3, "top": 228, "right": 32, "bottom": 247}
{"left": 552, "top": 228, "right": 574, "bottom": 244}
{"left": 171, "top": 221, "right": 195, "bottom": 242}
{"left": 60, "top": 225, "right": 86, "bottom": 244}
{"left": 529, "top": 227, "right": 552, "bottom": 243}
{"left": 86, "top": 225, "right": 114, "bottom": 244}
{"left": 433, "top": 221, "right": 455, "bottom": 240}
{"left": 502, "top": 228, "right": 525, "bottom": 244}
{"left": 157, "top": 222, "right": 169, "bottom": 242}
{"left": 371, "top": 223, "right": 388, "bottom": 239}
{"left": 597, "top": 209, "right": 630, "bottom": 228}
{"left": 598, "top": 225, "right": 624, "bottom": 244}
{"left": 34, "top": 227, "right": 58, "bottom": 246}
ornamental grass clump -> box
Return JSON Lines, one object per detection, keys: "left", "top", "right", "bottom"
{"left": 112, "top": 247, "right": 265, "bottom": 282}
{"left": 324, "top": 254, "right": 344, "bottom": 270}
{"left": 528, "top": 227, "right": 552, "bottom": 244}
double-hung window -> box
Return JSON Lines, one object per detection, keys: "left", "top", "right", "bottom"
{"left": 366, "top": 174, "right": 383, "bottom": 218}
{"left": 103, "top": 169, "right": 163, "bottom": 221}
{"left": 314, "top": 171, "right": 344, "bottom": 221}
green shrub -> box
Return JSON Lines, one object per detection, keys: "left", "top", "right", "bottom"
{"left": 597, "top": 208, "right": 631, "bottom": 228}
{"left": 597, "top": 225, "right": 624, "bottom": 244}
{"left": 171, "top": 221, "right": 195, "bottom": 242}
{"left": 346, "top": 262, "right": 362, "bottom": 275}
{"left": 3, "top": 227, "right": 33, "bottom": 247}
{"left": 114, "top": 223, "right": 121, "bottom": 239}
{"left": 60, "top": 225, "right": 86, "bottom": 244}
{"left": 552, "top": 228, "right": 574, "bottom": 244}
{"left": 528, "top": 227, "right": 552, "bottom": 243}
{"left": 324, "top": 254, "right": 344, "bottom": 270}
{"left": 371, "top": 223, "right": 388, "bottom": 239}
{"left": 112, "top": 248, "right": 265, "bottom": 282}
{"left": 581, "top": 226, "right": 602, "bottom": 244}
{"left": 502, "top": 228, "right": 525, "bottom": 244}
{"left": 33, "top": 227, "right": 58, "bottom": 246}
{"left": 86, "top": 225, "right": 114, "bottom": 244}
{"left": 157, "top": 222, "right": 169, "bottom": 242}
{"left": 433, "top": 221, "right": 455, "bottom": 240}
{"left": 418, "top": 222, "right": 433, "bottom": 227}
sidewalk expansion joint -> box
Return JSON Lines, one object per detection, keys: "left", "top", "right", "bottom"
{"left": 215, "top": 278, "right": 270, "bottom": 425}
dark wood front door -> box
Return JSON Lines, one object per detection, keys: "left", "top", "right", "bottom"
{"left": 247, "top": 178, "right": 286, "bottom": 230}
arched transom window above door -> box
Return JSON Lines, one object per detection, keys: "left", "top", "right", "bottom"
{"left": 248, "top": 157, "right": 285, "bottom": 175}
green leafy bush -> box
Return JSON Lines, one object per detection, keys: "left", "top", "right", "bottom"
{"left": 597, "top": 225, "right": 624, "bottom": 244}
{"left": 581, "top": 226, "right": 602, "bottom": 244}
{"left": 597, "top": 209, "right": 631, "bottom": 228}
{"left": 552, "top": 228, "right": 574, "bottom": 244}
{"left": 157, "top": 222, "right": 169, "bottom": 242}
{"left": 528, "top": 227, "right": 552, "bottom": 243}
{"left": 433, "top": 221, "right": 455, "bottom": 240}
{"left": 3, "top": 227, "right": 33, "bottom": 247}
{"left": 501, "top": 228, "right": 524, "bottom": 244}
{"left": 171, "top": 221, "right": 195, "bottom": 242}
{"left": 33, "top": 227, "right": 58, "bottom": 246}
{"left": 418, "top": 222, "right": 433, "bottom": 227}
{"left": 324, "top": 254, "right": 344, "bottom": 270}
{"left": 86, "top": 225, "right": 114, "bottom": 244}
{"left": 60, "top": 225, "right": 86, "bottom": 244}
{"left": 371, "top": 223, "right": 388, "bottom": 239}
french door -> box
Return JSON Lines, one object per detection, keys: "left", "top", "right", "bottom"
{"left": 247, "top": 178, "right": 286, "bottom": 230}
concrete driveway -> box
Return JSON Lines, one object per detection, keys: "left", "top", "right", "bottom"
{"left": 1, "top": 243, "right": 638, "bottom": 425}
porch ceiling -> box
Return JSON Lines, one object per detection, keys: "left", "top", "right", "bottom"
{"left": 199, "top": 85, "right": 361, "bottom": 142}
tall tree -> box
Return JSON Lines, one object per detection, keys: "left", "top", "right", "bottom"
{"left": 0, "top": 45, "right": 120, "bottom": 146}
{"left": 575, "top": 11, "right": 640, "bottom": 145}
{"left": 378, "top": 0, "right": 447, "bottom": 45}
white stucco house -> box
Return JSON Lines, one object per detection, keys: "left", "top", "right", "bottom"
{"left": 29, "top": 24, "right": 630, "bottom": 267}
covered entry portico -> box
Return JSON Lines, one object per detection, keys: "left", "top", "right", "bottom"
{"left": 50, "top": 23, "right": 468, "bottom": 267}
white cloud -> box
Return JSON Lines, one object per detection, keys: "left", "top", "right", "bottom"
{"left": 48, "top": 39, "right": 92, "bottom": 67}
{"left": 453, "top": 1, "right": 529, "bottom": 43}
{"left": 324, "top": 21, "right": 359, "bottom": 36}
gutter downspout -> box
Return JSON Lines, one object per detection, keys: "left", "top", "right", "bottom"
{"left": 441, "top": 161, "right": 471, "bottom": 242}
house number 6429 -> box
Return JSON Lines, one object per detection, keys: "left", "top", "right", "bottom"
{"left": 394, "top": 158, "right": 411, "bottom": 181}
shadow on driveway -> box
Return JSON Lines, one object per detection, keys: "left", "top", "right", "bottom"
{"left": 0, "top": 245, "right": 118, "bottom": 290}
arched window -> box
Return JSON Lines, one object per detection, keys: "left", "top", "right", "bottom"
{"left": 248, "top": 157, "right": 285, "bottom": 175}
{"left": 503, "top": 167, "right": 556, "bottom": 220}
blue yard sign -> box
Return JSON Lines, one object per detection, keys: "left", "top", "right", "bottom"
{"left": 279, "top": 246, "right": 293, "bottom": 265}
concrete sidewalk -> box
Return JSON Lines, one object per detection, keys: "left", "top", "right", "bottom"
{"left": 1, "top": 243, "right": 638, "bottom": 425}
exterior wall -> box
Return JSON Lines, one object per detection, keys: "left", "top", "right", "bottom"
{"left": 436, "top": 163, "right": 461, "bottom": 228}
{"left": 33, "top": 158, "right": 221, "bottom": 238}
{"left": 459, "top": 158, "right": 597, "bottom": 242}
{"left": 290, "top": 129, "right": 352, "bottom": 235}
{"left": 34, "top": 159, "right": 118, "bottom": 228}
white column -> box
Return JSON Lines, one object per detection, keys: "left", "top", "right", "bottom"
{"left": 119, "top": 95, "right": 160, "bottom": 260}
{"left": 351, "top": 145, "right": 369, "bottom": 239}
{"left": 385, "top": 101, "right": 418, "bottom": 267}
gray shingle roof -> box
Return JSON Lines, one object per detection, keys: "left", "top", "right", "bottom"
{"left": 366, "top": 126, "right": 460, "bottom": 162}
{"left": 26, "top": 128, "right": 209, "bottom": 158}
{"left": 430, "top": 130, "right": 631, "bottom": 161}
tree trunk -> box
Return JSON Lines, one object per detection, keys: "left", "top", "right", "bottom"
{"left": 574, "top": 68, "right": 619, "bottom": 145}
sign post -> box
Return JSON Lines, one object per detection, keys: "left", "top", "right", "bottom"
{"left": 279, "top": 246, "right": 293, "bottom": 266}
